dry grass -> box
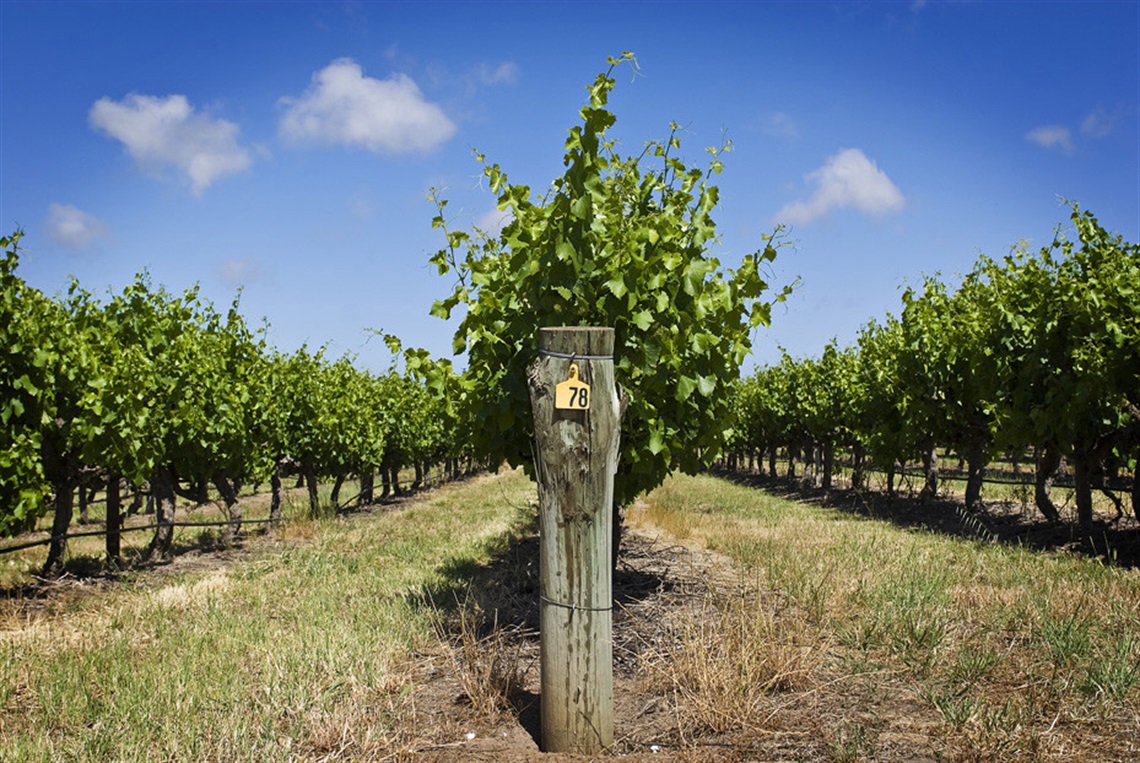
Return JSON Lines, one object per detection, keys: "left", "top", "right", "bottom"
{"left": 5, "top": 467, "right": 1140, "bottom": 762}
{"left": 636, "top": 579, "right": 823, "bottom": 736}
{"left": 0, "top": 468, "right": 537, "bottom": 763}
{"left": 631, "top": 473, "right": 1140, "bottom": 762}
{"left": 429, "top": 591, "right": 534, "bottom": 723}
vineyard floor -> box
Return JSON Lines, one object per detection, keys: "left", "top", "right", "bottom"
{"left": 718, "top": 468, "right": 1140, "bottom": 567}
{"left": 3, "top": 470, "right": 1139, "bottom": 762}
{"left": 414, "top": 475, "right": 1140, "bottom": 762}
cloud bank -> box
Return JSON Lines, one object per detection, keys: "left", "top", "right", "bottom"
{"left": 278, "top": 58, "right": 456, "bottom": 153}
{"left": 774, "top": 148, "right": 905, "bottom": 226}
{"left": 45, "top": 203, "right": 107, "bottom": 250}
{"left": 89, "top": 94, "right": 252, "bottom": 194}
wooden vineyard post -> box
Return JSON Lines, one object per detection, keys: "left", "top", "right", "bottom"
{"left": 527, "top": 327, "right": 622, "bottom": 754}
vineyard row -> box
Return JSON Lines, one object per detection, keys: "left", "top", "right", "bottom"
{"left": 726, "top": 204, "right": 1139, "bottom": 531}
{"left": 1, "top": 231, "right": 475, "bottom": 578}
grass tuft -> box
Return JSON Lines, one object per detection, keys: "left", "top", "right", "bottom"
{"left": 430, "top": 591, "right": 533, "bottom": 722}
{"left": 636, "top": 574, "right": 823, "bottom": 735}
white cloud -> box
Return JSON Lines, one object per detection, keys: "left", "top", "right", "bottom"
{"left": 278, "top": 58, "right": 456, "bottom": 154}
{"left": 774, "top": 148, "right": 905, "bottom": 226}
{"left": 89, "top": 94, "right": 252, "bottom": 194}
{"left": 1080, "top": 109, "right": 1116, "bottom": 139}
{"left": 763, "top": 112, "right": 799, "bottom": 139}
{"left": 350, "top": 196, "right": 375, "bottom": 221}
{"left": 220, "top": 257, "right": 263, "bottom": 286}
{"left": 1025, "top": 124, "right": 1074, "bottom": 152}
{"left": 45, "top": 203, "right": 107, "bottom": 250}
{"left": 475, "top": 61, "right": 518, "bottom": 86}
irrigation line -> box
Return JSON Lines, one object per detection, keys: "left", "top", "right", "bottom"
{"left": 744, "top": 464, "right": 1045, "bottom": 488}
{"left": 759, "top": 461, "right": 1116, "bottom": 490}
{"left": 56, "top": 471, "right": 452, "bottom": 509}
{"left": 0, "top": 469, "right": 472, "bottom": 558}
{"left": 332, "top": 471, "right": 454, "bottom": 510}
{"left": 733, "top": 461, "right": 1131, "bottom": 497}
{"left": 860, "top": 466, "right": 1039, "bottom": 488}
{"left": 859, "top": 466, "right": 1132, "bottom": 492}
{"left": 0, "top": 518, "right": 282, "bottom": 556}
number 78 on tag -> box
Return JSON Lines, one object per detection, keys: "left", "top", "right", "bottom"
{"left": 554, "top": 363, "right": 591, "bottom": 410}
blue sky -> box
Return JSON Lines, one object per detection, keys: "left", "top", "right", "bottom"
{"left": 2, "top": 1, "right": 1137, "bottom": 372}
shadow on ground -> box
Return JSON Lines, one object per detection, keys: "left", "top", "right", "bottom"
{"left": 0, "top": 477, "right": 462, "bottom": 600}
{"left": 404, "top": 511, "right": 686, "bottom": 749}
{"left": 714, "top": 468, "right": 1140, "bottom": 568}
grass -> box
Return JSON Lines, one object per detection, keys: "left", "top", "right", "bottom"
{"left": 4, "top": 467, "right": 1139, "bottom": 761}
{"left": 635, "top": 574, "right": 822, "bottom": 737}
{"left": 0, "top": 468, "right": 536, "bottom": 763}
{"left": 0, "top": 467, "right": 439, "bottom": 588}
{"left": 428, "top": 594, "right": 532, "bottom": 722}
{"left": 633, "top": 473, "right": 1140, "bottom": 761}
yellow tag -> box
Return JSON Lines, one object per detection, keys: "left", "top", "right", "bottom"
{"left": 554, "top": 363, "right": 591, "bottom": 410}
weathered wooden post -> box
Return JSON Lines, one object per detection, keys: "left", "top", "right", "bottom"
{"left": 527, "top": 326, "right": 621, "bottom": 754}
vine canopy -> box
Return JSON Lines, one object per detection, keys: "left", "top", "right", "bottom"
{"left": 430, "top": 53, "right": 790, "bottom": 507}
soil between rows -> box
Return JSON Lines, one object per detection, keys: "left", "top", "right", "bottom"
{"left": 407, "top": 515, "right": 947, "bottom": 763}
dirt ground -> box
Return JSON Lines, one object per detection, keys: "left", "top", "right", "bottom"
{"left": 404, "top": 519, "right": 950, "bottom": 763}
{"left": 409, "top": 525, "right": 758, "bottom": 763}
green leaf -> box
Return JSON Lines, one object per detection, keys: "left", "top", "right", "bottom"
{"left": 676, "top": 375, "right": 696, "bottom": 400}
{"left": 605, "top": 276, "right": 628, "bottom": 298}
{"left": 648, "top": 425, "right": 665, "bottom": 455}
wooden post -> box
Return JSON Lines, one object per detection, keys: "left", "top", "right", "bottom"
{"left": 527, "top": 327, "right": 621, "bottom": 754}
